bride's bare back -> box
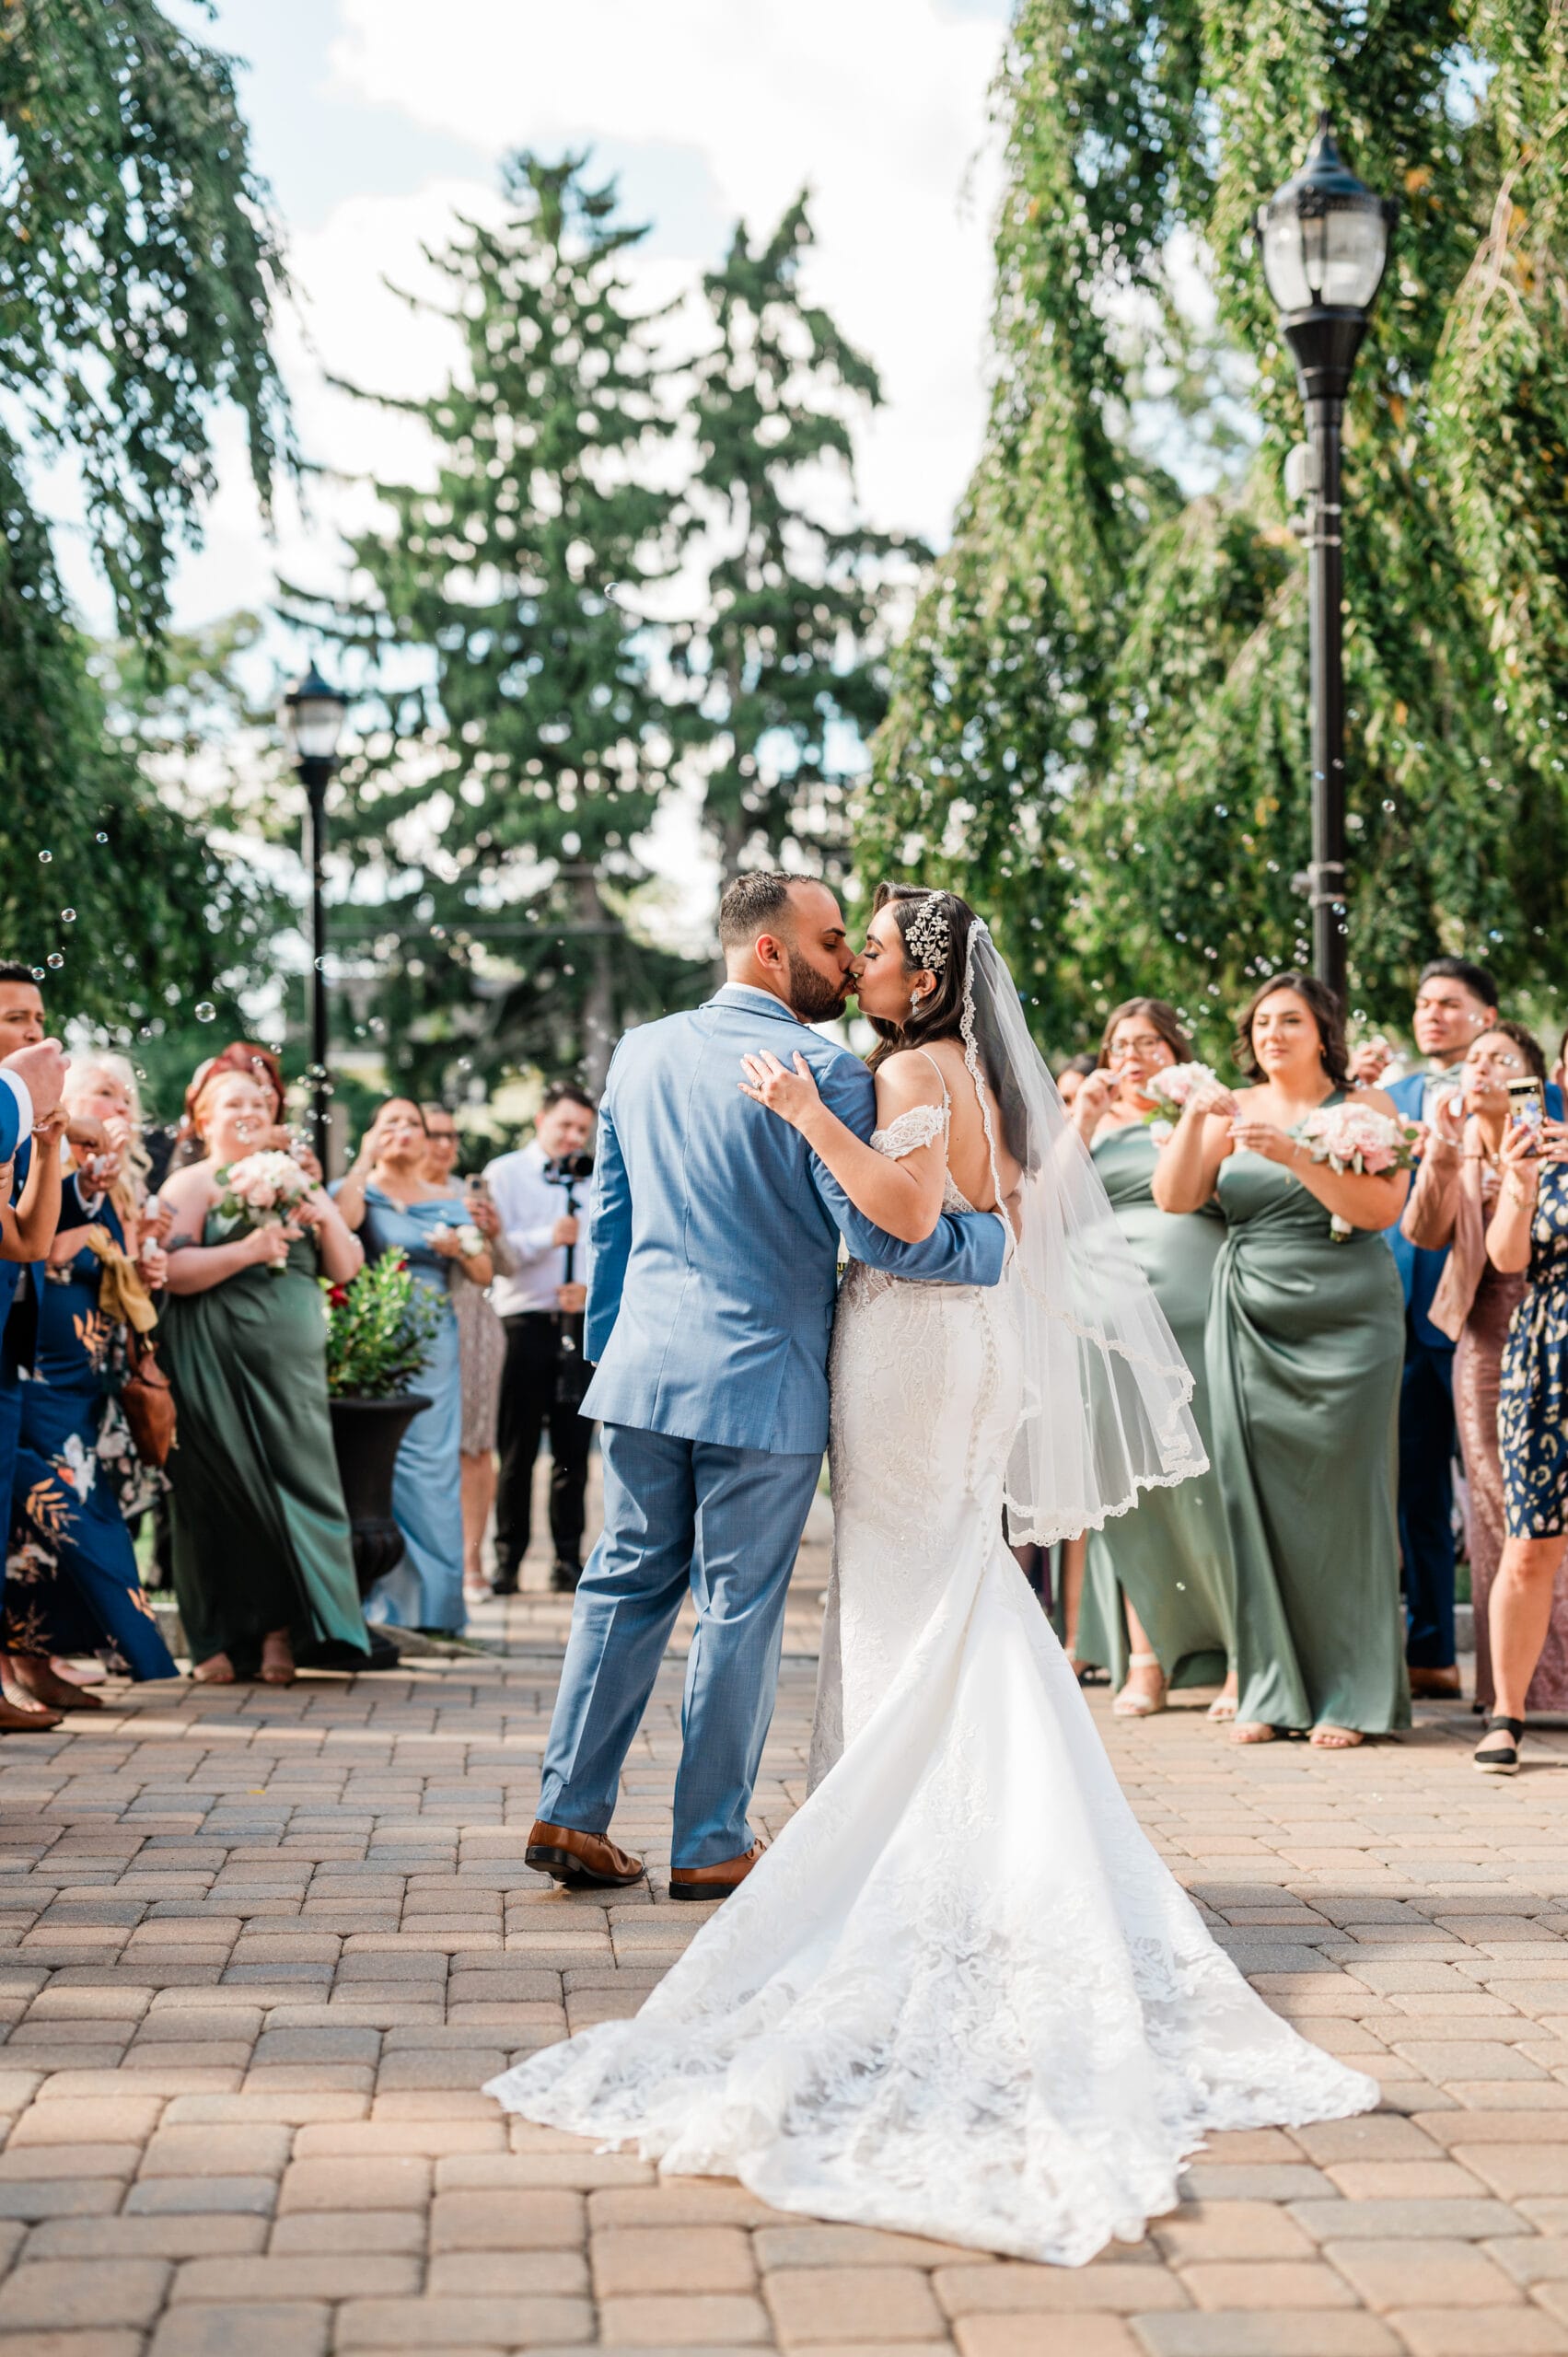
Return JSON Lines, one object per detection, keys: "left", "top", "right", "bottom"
{"left": 875, "top": 1036, "right": 1020, "bottom": 1214}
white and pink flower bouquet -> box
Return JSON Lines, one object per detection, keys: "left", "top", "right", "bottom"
{"left": 1141, "top": 1062, "right": 1220, "bottom": 1144}
{"left": 1288, "top": 1102, "right": 1419, "bottom": 1240}
{"left": 215, "top": 1150, "right": 314, "bottom": 1271}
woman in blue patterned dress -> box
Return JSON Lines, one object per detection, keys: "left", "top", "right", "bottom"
{"left": 335, "top": 1100, "right": 493, "bottom": 1633}
{"left": 1478, "top": 1116, "right": 1568, "bottom": 1771}
{"left": 7, "top": 1056, "right": 176, "bottom": 1689}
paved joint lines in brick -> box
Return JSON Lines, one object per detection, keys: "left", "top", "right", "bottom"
{"left": 1, "top": 1529, "right": 1565, "bottom": 2355}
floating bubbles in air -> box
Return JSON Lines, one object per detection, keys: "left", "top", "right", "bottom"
{"left": 95, "top": 832, "right": 108, "bottom": 844}
{"left": 45, "top": 954, "right": 64, "bottom": 970}
{"left": 195, "top": 1003, "right": 216, "bottom": 1024}
{"left": 29, "top": 968, "right": 44, "bottom": 981}
{"left": 37, "top": 851, "right": 51, "bottom": 865}
{"left": 61, "top": 909, "right": 75, "bottom": 923}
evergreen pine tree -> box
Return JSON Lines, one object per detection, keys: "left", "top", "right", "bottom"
{"left": 681, "top": 194, "right": 912, "bottom": 885}
{"left": 864, "top": 1, "right": 1568, "bottom": 1051}
{"left": 293, "top": 153, "right": 702, "bottom": 1098}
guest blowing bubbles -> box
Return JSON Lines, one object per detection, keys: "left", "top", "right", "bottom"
{"left": 6, "top": 1056, "right": 177, "bottom": 1694}
{"left": 1154, "top": 973, "right": 1410, "bottom": 1749}
{"left": 160, "top": 1064, "right": 369, "bottom": 1684}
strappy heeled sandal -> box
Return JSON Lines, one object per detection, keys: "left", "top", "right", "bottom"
{"left": 1112, "top": 1652, "right": 1167, "bottom": 1718}
{"left": 1474, "top": 1714, "right": 1524, "bottom": 1775}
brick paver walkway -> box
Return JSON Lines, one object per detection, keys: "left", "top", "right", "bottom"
{"left": 2, "top": 1540, "right": 1568, "bottom": 2357}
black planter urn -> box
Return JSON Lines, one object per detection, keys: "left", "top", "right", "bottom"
{"left": 330, "top": 1393, "right": 431, "bottom": 1598}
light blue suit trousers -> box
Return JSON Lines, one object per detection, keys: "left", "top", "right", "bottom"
{"left": 538, "top": 1423, "right": 820, "bottom": 1865}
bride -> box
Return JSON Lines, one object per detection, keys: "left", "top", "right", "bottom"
{"left": 486, "top": 884, "right": 1376, "bottom": 2266}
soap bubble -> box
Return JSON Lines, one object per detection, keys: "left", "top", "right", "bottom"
{"left": 194, "top": 1003, "right": 216, "bottom": 1023}
{"left": 37, "top": 851, "right": 51, "bottom": 865}
{"left": 29, "top": 968, "right": 44, "bottom": 981}
{"left": 95, "top": 832, "right": 108, "bottom": 844}
{"left": 61, "top": 909, "right": 75, "bottom": 923}
{"left": 45, "top": 954, "right": 64, "bottom": 970}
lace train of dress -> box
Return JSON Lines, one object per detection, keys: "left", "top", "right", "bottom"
{"left": 486, "top": 1117, "right": 1376, "bottom": 2265}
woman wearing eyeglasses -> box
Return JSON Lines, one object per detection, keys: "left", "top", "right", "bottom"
{"left": 1069, "top": 999, "right": 1237, "bottom": 1721}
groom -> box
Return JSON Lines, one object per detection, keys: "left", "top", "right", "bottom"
{"left": 527, "top": 873, "right": 1007, "bottom": 1900}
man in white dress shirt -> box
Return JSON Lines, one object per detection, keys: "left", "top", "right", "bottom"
{"left": 484, "top": 1084, "right": 598, "bottom": 1595}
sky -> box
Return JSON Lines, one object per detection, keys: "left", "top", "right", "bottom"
{"left": 134, "top": 0, "right": 1016, "bottom": 658}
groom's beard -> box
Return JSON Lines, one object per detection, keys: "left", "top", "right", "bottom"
{"left": 785, "top": 950, "right": 852, "bottom": 1026}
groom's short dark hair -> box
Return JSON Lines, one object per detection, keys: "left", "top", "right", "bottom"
{"left": 718, "top": 870, "right": 806, "bottom": 948}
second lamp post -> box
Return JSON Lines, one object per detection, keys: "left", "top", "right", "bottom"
{"left": 283, "top": 662, "right": 348, "bottom": 1169}
{"left": 1259, "top": 112, "right": 1397, "bottom": 1010}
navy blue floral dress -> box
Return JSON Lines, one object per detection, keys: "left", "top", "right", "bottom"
{"left": 6, "top": 1205, "right": 176, "bottom": 1678}
{"left": 1499, "top": 1163, "right": 1568, "bottom": 1539}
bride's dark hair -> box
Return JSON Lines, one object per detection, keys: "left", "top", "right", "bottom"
{"left": 865, "top": 881, "right": 1031, "bottom": 1167}
{"left": 865, "top": 882, "right": 978, "bottom": 1072}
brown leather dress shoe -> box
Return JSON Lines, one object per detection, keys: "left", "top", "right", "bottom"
{"left": 525, "top": 1819, "right": 645, "bottom": 1890}
{"left": 1409, "top": 1666, "right": 1462, "bottom": 1700}
{"left": 668, "top": 1839, "right": 767, "bottom": 1902}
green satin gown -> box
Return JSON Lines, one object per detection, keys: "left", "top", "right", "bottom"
{"left": 161, "top": 1213, "right": 369, "bottom": 1674}
{"left": 1075, "top": 1121, "right": 1235, "bottom": 1689}
{"left": 1207, "top": 1116, "right": 1410, "bottom": 1735}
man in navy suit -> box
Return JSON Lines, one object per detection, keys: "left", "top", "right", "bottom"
{"left": 527, "top": 874, "right": 1007, "bottom": 1901}
{"left": 1377, "top": 958, "right": 1500, "bottom": 1697}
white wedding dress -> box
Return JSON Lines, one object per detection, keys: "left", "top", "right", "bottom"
{"left": 486, "top": 1074, "right": 1376, "bottom": 2266}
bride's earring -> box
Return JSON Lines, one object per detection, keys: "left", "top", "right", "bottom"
{"left": 910, "top": 990, "right": 924, "bottom": 1016}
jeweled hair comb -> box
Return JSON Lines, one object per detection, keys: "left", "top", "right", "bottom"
{"left": 903, "top": 897, "right": 950, "bottom": 977}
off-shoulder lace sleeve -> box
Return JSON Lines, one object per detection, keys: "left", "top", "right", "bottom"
{"left": 870, "top": 1104, "right": 949, "bottom": 1161}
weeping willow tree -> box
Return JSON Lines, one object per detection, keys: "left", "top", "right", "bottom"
{"left": 863, "top": 0, "right": 1568, "bottom": 1051}
{"left": 0, "top": 0, "right": 291, "bottom": 1030}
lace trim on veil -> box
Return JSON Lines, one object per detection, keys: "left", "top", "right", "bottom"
{"left": 958, "top": 920, "right": 1206, "bottom": 1546}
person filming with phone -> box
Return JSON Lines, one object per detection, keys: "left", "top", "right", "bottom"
{"left": 1469, "top": 1057, "right": 1568, "bottom": 1774}
{"left": 484, "top": 1083, "right": 598, "bottom": 1596}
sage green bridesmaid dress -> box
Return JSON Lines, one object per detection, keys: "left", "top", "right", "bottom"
{"left": 161, "top": 1211, "right": 369, "bottom": 1674}
{"left": 1074, "top": 1121, "right": 1235, "bottom": 1689}
{"left": 1207, "top": 1110, "right": 1410, "bottom": 1735}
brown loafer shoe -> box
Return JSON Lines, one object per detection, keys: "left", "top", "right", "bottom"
{"left": 525, "top": 1819, "right": 645, "bottom": 1890}
{"left": 669, "top": 1839, "right": 767, "bottom": 1902}
{"left": 1409, "top": 1666, "right": 1462, "bottom": 1700}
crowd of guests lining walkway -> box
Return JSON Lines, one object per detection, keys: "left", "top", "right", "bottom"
{"left": 1, "top": 947, "right": 1565, "bottom": 1775}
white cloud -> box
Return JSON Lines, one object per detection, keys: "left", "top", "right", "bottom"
{"left": 163, "top": 2, "right": 1007, "bottom": 640}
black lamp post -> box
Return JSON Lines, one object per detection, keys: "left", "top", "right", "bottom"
{"left": 282, "top": 661, "right": 349, "bottom": 1168}
{"left": 1259, "top": 112, "right": 1397, "bottom": 1010}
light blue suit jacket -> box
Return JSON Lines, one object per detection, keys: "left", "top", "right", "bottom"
{"left": 582, "top": 986, "right": 1008, "bottom": 1456}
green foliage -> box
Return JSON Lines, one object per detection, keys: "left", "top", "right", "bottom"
{"left": 0, "top": 443, "right": 279, "bottom": 1058}
{"left": 679, "top": 194, "right": 916, "bottom": 883}
{"left": 0, "top": 0, "right": 291, "bottom": 646}
{"left": 285, "top": 152, "right": 705, "bottom": 1099}
{"left": 864, "top": 0, "right": 1568, "bottom": 1054}
{"left": 321, "top": 1254, "right": 443, "bottom": 1400}
{"left": 0, "top": 0, "right": 289, "bottom": 1075}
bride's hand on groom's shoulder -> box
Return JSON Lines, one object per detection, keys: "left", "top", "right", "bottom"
{"left": 738, "top": 1049, "right": 823, "bottom": 1133}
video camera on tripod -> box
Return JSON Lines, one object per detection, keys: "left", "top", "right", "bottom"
{"left": 542, "top": 1149, "right": 595, "bottom": 1406}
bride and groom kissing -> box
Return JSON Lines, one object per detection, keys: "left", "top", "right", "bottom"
{"left": 488, "top": 870, "right": 1379, "bottom": 2268}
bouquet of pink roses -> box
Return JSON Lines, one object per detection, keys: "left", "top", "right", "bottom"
{"left": 1288, "top": 1102, "right": 1419, "bottom": 1240}
{"left": 215, "top": 1149, "right": 315, "bottom": 1272}
{"left": 1141, "top": 1062, "right": 1220, "bottom": 1144}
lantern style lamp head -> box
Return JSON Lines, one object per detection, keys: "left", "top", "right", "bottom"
{"left": 283, "top": 660, "right": 348, "bottom": 768}
{"left": 1258, "top": 111, "right": 1398, "bottom": 404}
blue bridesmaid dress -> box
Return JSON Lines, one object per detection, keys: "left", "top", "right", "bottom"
{"left": 356, "top": 1187, "right": 467, "bottom": 1633}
